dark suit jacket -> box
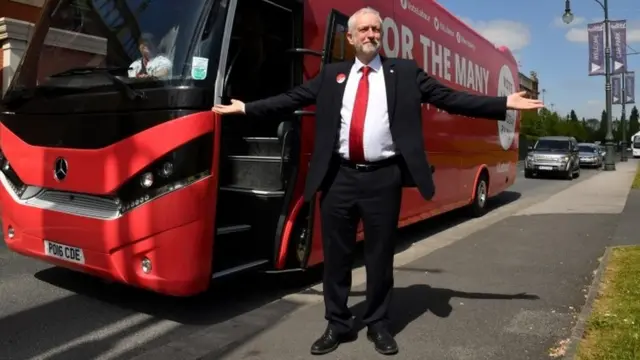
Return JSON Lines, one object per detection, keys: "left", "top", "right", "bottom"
{"left": 244, "top": 57, "right": 508, "bottom": 201}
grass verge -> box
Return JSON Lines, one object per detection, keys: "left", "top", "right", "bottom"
{"left": 575, "top": 246, "right": 640, "bottom": 359}
{"left": 631, "top": 163, "right": 640, "bottom": 189}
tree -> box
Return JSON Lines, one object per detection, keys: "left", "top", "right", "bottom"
{"left": 518, "top": 107, "right": 593, "bottom": 141}
{"left": 570, "top": 110, "right": 579, "bottom": 122}
{"left": 520, "top": 110, "right": 544, "bottom": 137}
{"left": 598, "top": 110, "right": 608, "bottom": 141}
{"left": 630, "top": 106, "right": 639, "bottom": 137}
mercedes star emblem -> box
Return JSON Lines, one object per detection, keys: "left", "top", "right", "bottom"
{"left": 54, "top": 157, "right": 68, "bottom": 181}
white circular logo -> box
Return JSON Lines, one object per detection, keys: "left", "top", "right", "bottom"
{"left": 434, "top": 17, "right": 439, "bottom": 30}
{"left": 496, "top": 65, "right": 517, "bottom": 150}
{"left": 400, "top": 0, "right": 407, "bottom": 9}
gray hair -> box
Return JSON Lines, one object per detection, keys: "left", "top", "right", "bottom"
{"left": 347, "top": 7, "right": 383, "bottom": 34}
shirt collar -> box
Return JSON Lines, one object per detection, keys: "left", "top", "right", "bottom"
{"left": 353, "top": 54, "right": 382, "bottom": 73}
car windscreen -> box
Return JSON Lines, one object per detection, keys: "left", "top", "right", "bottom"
{"left": 533, "top": 140, "right": 570, "bottom": 151}
{"left": 578, "top": 145, "right": 598, "bottom": 153}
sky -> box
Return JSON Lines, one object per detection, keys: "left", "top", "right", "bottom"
{"left": 437, "top": 0, "right": 640, "bottom": 120}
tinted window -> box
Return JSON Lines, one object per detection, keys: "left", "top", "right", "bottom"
{"left": 534, "top": 139, "right": 570, "bottom": 151}
{"left": 578, "top": 145, "right": 598, "bottom": 153}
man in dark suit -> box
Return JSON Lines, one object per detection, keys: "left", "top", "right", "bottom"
{"left": 213, "top": 7, "right": 543, "bottom": 356}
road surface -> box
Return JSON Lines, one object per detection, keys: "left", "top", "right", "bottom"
{"left": 0, "top": 166, "right": 605, "bottom": 360}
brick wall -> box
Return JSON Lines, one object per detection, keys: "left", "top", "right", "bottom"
{"left": 0, "top": 1, "right": 43, "bottom": 24}
{"left": 0, "top": 0, "right": 44, "bottom": 97}
{"left": 1, "top": 15, "right": 107, "bottom": 95}
{"left": 37, "top": 46, "right": 103, "bottom": 83}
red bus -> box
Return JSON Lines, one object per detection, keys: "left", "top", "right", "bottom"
{"left": 0, "top": 0, "right": 519, "bottom": 296}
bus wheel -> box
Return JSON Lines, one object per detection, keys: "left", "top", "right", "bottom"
{"left": 469, "top": 173, "right": 489, "bottom": 218}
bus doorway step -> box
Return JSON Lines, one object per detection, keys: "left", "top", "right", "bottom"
{"left": 211, "top": 259, "right": 270, "bottom": 279}
{"left": 261, "top": 268, "right": 306, "bottom": 274}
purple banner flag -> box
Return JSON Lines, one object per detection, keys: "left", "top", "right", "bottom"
{"left": 612, "top": 76, "right": 622, "bottom": 104}
{"left": 626, "top": 72, "right": 635, "bottom": 104}
{"left": 588, "top": 22, "right": 605, "bottom": 76}
{"left": 610, "top": 20, "right": 627, "bottom": 74}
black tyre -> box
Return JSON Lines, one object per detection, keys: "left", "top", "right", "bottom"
{"left": 469, "top": 173, "right": 489, "bottom": 217}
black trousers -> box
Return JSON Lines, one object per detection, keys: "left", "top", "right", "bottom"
{"left": 319, "top": 157, "right": 403, "bottom": 334}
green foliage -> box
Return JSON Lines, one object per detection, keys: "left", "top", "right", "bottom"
{"left": 520, "top": 107, "right": 594, "bottom": 142}
{"left": 630, "top": 106, "right": 639, "bottom": 137}
{"left": 519, "top": 107, "right": 640, "bottom": 143}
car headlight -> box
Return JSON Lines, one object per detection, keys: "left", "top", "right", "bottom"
{"left": 116, "top": 133, "right": 213, "bottom": 214}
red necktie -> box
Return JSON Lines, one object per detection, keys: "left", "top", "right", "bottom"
{"left": 348, "top": 66, "right": 370, "bottom": 163}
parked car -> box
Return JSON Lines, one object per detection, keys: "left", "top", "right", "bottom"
{"left": 524, "top": 136, "right": 580, "bottom": 179}
{"left": 577, "top": 142, "right": 603, "bottom": 168}
{"left": 598, "top": 145, "right": 606, "bottom": 157}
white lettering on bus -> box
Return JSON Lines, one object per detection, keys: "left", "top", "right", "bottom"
{"left": 382, "top": 16, "right": 490, "bottom": 95}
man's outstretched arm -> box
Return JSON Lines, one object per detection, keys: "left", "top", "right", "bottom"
{"left": 212, "top": 73, "right": 323, "bottom": 117}
{"left": 415, "top": 66, "right": 543, "bottom": 119}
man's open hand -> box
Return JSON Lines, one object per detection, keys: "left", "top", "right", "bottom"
{"left": 211, "top": 99, "right": 246, "bottom": 115}
{"left": 506, "top": 91, "right": 544, "bottom": 110}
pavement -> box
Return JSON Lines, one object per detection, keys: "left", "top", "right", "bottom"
{"left": 0, "top": 159, "right": 636, "bottom": 360}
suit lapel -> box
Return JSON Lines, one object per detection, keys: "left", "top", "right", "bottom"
{"left": 381, "top": 57, "right": 397, "bottom": 123}
{"left": 330, "top": 61, "right": 353, "bottom": 125}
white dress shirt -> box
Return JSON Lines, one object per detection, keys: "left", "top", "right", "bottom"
{"left": 128, "top": 55, "right": 173, "bottom": 79}
{"left": 337, "top": 54, "right": 396, "bottom": 162}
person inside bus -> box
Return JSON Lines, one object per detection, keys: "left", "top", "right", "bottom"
{"left": 128, "top": 33, "right": 172, "bottom": 80}
{"left": 212, "top": 7, "right": 543, "bottom": 356}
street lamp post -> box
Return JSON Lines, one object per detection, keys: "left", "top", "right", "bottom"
{"left": 563, "top": 0, "right": 616, "bottom": 170}
{"left": 621, "top": 72, "right": 627, "bottom": 161}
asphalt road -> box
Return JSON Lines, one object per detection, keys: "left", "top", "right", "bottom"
{"left": 0, "top": 165, "right": 606, "bottom": 360}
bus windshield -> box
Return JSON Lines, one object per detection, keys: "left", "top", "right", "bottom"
{"left": 5, "top": 0, "right": 219, "bottom": 99}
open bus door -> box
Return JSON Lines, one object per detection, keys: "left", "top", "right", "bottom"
{"left": 278, "top": 9, "right": 353, "bottom": 270}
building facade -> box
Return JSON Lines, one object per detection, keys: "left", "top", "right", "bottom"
{"left": 1, "top": 0, "right": 106, "bottom": 96}
{"left": 518, "top": 71, "right": 540, "bottom": 100}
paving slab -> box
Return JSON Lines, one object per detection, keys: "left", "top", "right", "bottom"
{"left": 611, "top": 188, "right": 640, "bottom": 246}
{"left": 517, "top": 160, "right": 636, "bottom": 215}
{"left": 210, "top": 214, "right": 618, "bottom": 360}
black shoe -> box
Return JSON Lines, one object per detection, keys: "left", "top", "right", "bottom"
{"left": 310, "top": 327, "right": 352, "bottom": 355}
{"left": 367, "top": 329, "right": 399, "bottom": 355}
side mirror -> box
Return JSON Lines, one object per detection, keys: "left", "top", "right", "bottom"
{"left": 528, "top": 145, "right": 533, "bottom": 151}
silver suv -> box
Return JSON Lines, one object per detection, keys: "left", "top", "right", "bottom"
{"left": 524, "top": 136, "right": 580, "bottom": 180}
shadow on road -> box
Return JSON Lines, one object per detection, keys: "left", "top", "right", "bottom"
{"left": 303, "top": 283, "right": 539, "bottom": 336}
{"left": 390, "top": 191, "right": 521, "bottom": 258}
{"left": 0, "top": 190, "right": 521, "bottom": 359}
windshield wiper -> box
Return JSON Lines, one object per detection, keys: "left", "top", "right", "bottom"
{"left": 49, "top": 67, "right": 146, "bottom": 100}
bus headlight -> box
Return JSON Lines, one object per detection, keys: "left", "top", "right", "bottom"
{"left": 141, "top": 257, "right": 152, "bottom": 273}
{"left": 116, "top": 133, "right": 213, "bottom": 214}
{"left": 140, "top": 172, "right": 154, "bottom": 188}
{"left": 158, "top": 162, "right": 173, "bottom": 177}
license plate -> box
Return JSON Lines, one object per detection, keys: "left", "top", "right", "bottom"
{"left": 44, "top": 240, "right": 85, "bottom": 264}
{"left": 538, "top": 166, "right": 553, "bottom": 170}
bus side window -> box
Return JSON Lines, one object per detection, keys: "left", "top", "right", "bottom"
{"left": 322, "top": 10, "right": 354, "bottom": 65}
